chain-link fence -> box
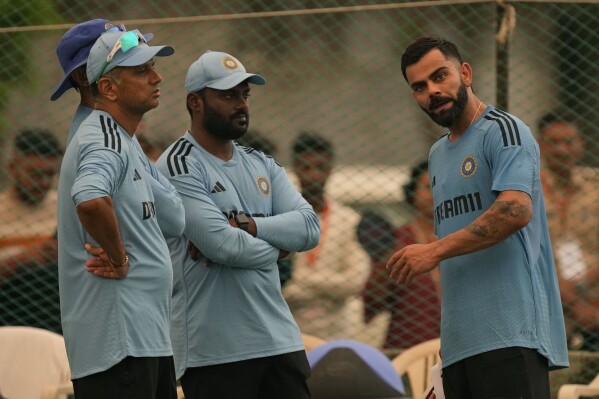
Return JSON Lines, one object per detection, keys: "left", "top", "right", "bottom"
{"left": 1, "top": 0, "right": 598, "bottom": 396}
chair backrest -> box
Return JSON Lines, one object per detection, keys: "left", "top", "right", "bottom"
{"left": 391, "top": 338, "right": 441, "bottom": 399}
{"left": 0, "top": 326, "right": 71, "bottom": 399}
{"left": 302, "top": 333, "right": 326, "bottom": 351}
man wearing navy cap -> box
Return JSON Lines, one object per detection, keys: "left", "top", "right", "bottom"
{"left": 156, "top": 51, "right": 321, "bottom": 398}
{"left": 57, "top": 31, "right": 181, "bottom": 398}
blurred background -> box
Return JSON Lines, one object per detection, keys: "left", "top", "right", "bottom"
{"left": 0, "top": 1, "right": 597, "bottom": 397}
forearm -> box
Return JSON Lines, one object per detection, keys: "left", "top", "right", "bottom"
{"left": 76, "top": 197, "right": 126, "bottom": 264}
{"left": 253, "top": 208, "right": 321, "bottom": 252}
{"left": 433, "top": 191, "right": 531, "bottom": 262}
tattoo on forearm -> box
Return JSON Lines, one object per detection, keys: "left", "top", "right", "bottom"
{"left": 466, "top": 200, "right": 530, "bottom": 238}
{"left": 492, "top": 200, "right": 531, "bottom": 219}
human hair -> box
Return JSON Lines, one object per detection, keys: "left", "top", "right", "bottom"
{"left": 90, "top": 69, "right": 122, "bottom": 98}
{"left": 14, "top": 128, "right": 63, "bottom": 157}
{"left": 292, "top": 132, "right": 334, "bottom": 161}
{"left": 537, "top": 110, "right": 577, "bottom": 135}
{"left": 401, "top": 36, "right": 463, "bottom": 82}
{"left": 403, "top": 159, "right": 429, "bottom": 208}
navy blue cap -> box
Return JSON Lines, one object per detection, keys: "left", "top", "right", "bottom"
{"left": 51, "top": 19, "right": 153, "bottom": 101}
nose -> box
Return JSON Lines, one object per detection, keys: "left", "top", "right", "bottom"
{"left": 151, "top": 69, "right": 163, "bottom": 84}
{"left": 235, "top": 95, "right": 249, "bottom": 111}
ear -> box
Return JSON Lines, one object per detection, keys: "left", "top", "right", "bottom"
{"left": 97, "top": 76, "right": 119, "bottom": 101}
{"left": 70, "top": 66, "right": 90, "bottom": 88}
{"left": 460, "top": 62, "right": 473, "bottom": 87}
{"left": 187, "top": 92, "right": 203, "bottom": 113}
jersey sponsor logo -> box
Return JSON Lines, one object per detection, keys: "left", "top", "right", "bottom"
{"left": 256, "top": 176, "right": 270, "bottom": 196}
{"left": 211, "top": 181, "right": 226, "bottom": 193}
{"left": 435, "top": 192, "right": 483, "bottom": 224}
{"left": 133, "top": 168, "right": 142, "bottom": 181}
{"left": 166, "top": 138, "right": 194, "bottom": 177}
{"left": 484, "top": 109, "right": 521, "bottom": 147}
{"left": 99, "top": 115, "right": 122, "bottom": 153}
{"left": 142, "top": 201, "right": 156, "bottom": 220}
{"left": 460, "top": 155, "right": 477, "bottom": 178}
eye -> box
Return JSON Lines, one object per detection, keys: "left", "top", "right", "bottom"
{"left": 412, "top": 84, "right": 426, "bottom": 93}
{"left": 433, "top": 71, "right": 447, "bottom": 82}
{"left": 243, "top": 93, "right": 251, "bottom": 100}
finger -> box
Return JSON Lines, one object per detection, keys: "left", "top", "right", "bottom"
{"left": 86, "top": 258, "right": 106, "bottom": 268}
{"left": 386, "top": 249, "right": 404, "bottom": 270}
{"left": 389, "top": 259, "right": 405, "bottom": 279}
{"left": 84, "top": 243, "right": 105, "bottom": 256}
{"left": 395, "top": 262, "right": 411, "bottom": 285}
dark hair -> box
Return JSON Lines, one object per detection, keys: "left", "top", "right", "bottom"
{"left": 537, "top": 110, "right": 577, "bottom": 135}
{"left": 403, "top": 160, "right": 429, "bottom": 208}
{"left": 292, "top": 132, "right": 334, "bottom": 160}
{"left": 401, "top": 36, "right": 463, "bottom": 82}
{"left": 14, "top": 128, "right": 62, "bottom": 157}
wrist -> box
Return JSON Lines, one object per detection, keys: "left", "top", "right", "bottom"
{"left": 109, "top": 255, "right": 129, "bottom": 269}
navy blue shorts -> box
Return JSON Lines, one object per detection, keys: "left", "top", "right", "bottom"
{"left": 180, "top": 350, "right": 311, "bottom": 399}
{"left": 442, "top": 347, "right": 550, "bottom": 399}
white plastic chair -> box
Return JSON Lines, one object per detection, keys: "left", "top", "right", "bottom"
{"left": 391, "top": 338, "right": 441, "bottom": 399}
{"left": 558, "top": 372, "right": 599, "bottom": 399}
{"left": 0, "top": 326, "right": 72, "bottom": 399}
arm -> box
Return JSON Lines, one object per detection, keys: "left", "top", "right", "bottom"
{"left": 76, "top": 196, "right": 128, "bottom": 279}
{"left": 133, "top": 139, "right": 185, "bottom": 239}
{"left": 388, "top": 190, "right": 532, "bottom": 284}
{"left": 252, "top": 160, "right": 320, "bottom": 252}
{"left": 146, "top": 165, "right": 185, "bottom": 239}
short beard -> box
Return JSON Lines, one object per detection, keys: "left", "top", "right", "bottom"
{"left": 203, "top": 100, "right": 248, "bottom": 141}
{"left": 422, "top": 82, "right": 468, "bottom": 128}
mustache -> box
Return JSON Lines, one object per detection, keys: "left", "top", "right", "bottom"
{"left": 232, "top": 111, "right": 249, "bottom": 119}
{"left": 428, "top": 95, "right": 453, "bottom": 112}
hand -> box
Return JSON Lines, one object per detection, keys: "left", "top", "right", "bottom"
{"left": 84, "top": 243, "right": 128, "bottom": 279}
{"left": 386, "top": 242, "right": 439, "bottom": 285}
{"left": 187, "top": 241, "right": 213, "bottom": 266}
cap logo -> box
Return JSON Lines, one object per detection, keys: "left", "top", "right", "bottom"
{"left": 104, "top": 23, "right": 114, "bottom": 30}
{"left": 222, "top": 56, "right": 239, "bottom": 70}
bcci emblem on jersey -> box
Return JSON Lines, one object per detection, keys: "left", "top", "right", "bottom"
{"left": 461, "top": 155, "right": 477, "bottom": 178}
{"left": 256, "top": 176, "right": 271, "bottom": 196}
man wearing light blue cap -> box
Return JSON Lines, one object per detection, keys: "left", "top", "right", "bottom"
{"left": 57, "top": 31, "right": 181, "bottom": 398}
{"left": 156, "top": 51, "right": 321, "bottom": 398}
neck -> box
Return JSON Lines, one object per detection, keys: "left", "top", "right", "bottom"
{"left": 448, "top": 97, "right": 484, "bottom": 141}
{"left": 79, "top": 88, "right": 95, "bottom": 109}
{"left": 190, "top": 123, "right": 234, "bottom": 161}
{"left": 95, "top": 101, "right": 142, "bottom": 137}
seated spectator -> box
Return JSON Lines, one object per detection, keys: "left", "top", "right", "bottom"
{"left": 537, "top": 111, "right": 599, "bottom": 350}
{"left": 283, "top": 132, "right": 370, "bottom": 340}
{"left": 358, "top": 160, "right": 441, "bottom": 349}
{"left": 0, "top": 129, "right": 62, "bottom": 281}
{"left": 0, "top": 232, "right": 60, "bottom": 333}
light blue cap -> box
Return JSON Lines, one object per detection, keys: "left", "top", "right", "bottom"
{"left": 185, "top": 51, "right": 265, "bottom": 93}
{"left": 86, "top": 31, "right": 174, "bottom": 83}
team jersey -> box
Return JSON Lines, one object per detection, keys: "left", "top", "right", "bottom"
{"left": 58, "top": 110, "right": 176, "bottom": 378}
{"left": 429, "top": 105, "right": 568, "bottom": 369}
{"left": 156, "top": 131, "right": 320, "bottom": 379}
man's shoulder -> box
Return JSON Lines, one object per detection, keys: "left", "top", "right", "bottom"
{"left": 156, "top": 136, "right": 199, "bottom": 178}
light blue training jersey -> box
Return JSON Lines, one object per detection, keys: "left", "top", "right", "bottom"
{"left": 155, "top": 131, "right": 321, "bottom": 379}
{"left": 429, "top": 105, "right": 568, "bottom": 369}
{"left": 58, "top": 110, "right": 177, "bottom": 378}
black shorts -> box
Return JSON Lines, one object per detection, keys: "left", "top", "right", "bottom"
{"left": 72, "top": 356, "right": 177, "bottom": 399}
{"left": 442, "top": 347, "right": 550, "bottom": 399}
{"left": 180, "top": 350, "right": 311, "bottom": 399}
